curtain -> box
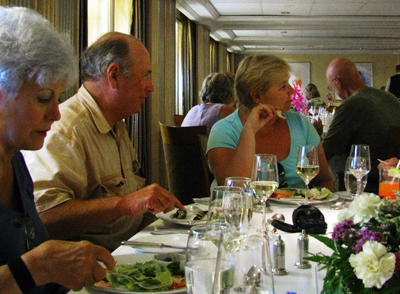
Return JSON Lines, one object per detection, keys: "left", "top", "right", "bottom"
{"left": 126, "top": 0, "right": 148, "bottom": 178}
{"left": 181, "top": 15, "right": 196, "bottom": 113}
{"left": 210, "top": 37, "right": 218, "bottom": 73}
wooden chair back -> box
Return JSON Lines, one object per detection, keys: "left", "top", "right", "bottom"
{"left": 172, "top": 114, "right": 186, "bottom": 127}
{"left": 159, "top": 122, "right": 210, "bottom": 204}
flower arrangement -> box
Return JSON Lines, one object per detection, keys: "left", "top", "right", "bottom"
{"left": 308, "top": 193, "right": 400, "bottom": 294}
{"left": 291, "top": 84, "right": 308, "bottom": 116}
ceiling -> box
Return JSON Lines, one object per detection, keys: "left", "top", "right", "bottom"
{"left": 176, "top": 0, "right": 400, "bottom": 55}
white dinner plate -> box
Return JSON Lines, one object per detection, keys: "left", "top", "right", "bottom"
{"left": 156, "top": 207, "right": 207, "bottom": 226}
{"left": 90, "top": 254, "right": 186, "bottom": 294}
{"left": 269, "top": 193, "right": 338, "bottom": 205}
{"left": 192, "top": 197, "right": 210, "bottom": 206}
{"left": 334, "top": 191, "right": 354, "bottom": 201}
{"left": 125, "top": 234, "right": 188, "bottom": 253}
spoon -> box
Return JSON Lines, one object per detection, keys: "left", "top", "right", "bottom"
{"left": 244, "top": 265, "right": 261, "bottom": 294}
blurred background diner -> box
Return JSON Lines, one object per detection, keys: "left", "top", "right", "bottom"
{"left": 181, "top": 72, "right": 236, "bottom": 135}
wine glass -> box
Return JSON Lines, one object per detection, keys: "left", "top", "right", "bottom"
{"left": 349, "top": 144, "right": 371, "bottom": 197}
{"left": 344, "top": 156, "right": 367, "bottom": 199}
{"left": 250, "top": 154, "right": 279, "bottom": 231}
{"left": 296, "top": 146, "right": 319, "bottom": 205}
{"left": 207, "top": 186, "right": 246, "bottom": 230}
{"left": 225, "top": 177, "right": 253, "bottom": 227}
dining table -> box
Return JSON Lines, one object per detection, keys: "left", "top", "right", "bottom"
{"left": 68, "top": 193, "right": 348, "bottom": 294}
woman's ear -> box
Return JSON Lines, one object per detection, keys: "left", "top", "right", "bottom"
{"left": 250, "top": 91, "right": 261, "bottom": 104}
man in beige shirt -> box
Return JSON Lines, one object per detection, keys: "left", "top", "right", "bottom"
{"left": 24, "top": 32, "right": 184, "bottom": 251}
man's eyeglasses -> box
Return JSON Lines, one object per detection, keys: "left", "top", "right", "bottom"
{"left": 327, "top": 77, "right": 337, "bottom": 91}
{"left": 14, "top": 214, "right": 36, "bottom": 251}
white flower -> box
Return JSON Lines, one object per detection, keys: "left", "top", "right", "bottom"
{"left": 349, "top": 241, "right": 395, "bottom": 289}
{"left": 340, "top": 193, "right": 381, "bottom": 224}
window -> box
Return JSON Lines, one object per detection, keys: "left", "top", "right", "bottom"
{"left": 87, "top": 0, "right": 132, "bottom": 46}
{"left": 175, "top": 19, "right": 184, "bottom": 115}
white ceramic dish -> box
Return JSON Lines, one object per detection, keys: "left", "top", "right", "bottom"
{"left": 269, "top": 193, "right": 339, "bottom": 205}
{"left": 124, "top": 234, "right": 188, "bottom": 253}
{"left": 90, "top": 254, "right": 186, "bottom": 294}
{"left": 156, "top": 207, "right": 207, "bottom": 226}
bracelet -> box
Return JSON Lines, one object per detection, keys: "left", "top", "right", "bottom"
{"left": 8, "top": 256, "right": 36, "bottom": 293}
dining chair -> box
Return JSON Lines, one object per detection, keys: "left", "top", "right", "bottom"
{"left": 172, "top": 114, "right": 186, "bottom": 127}
{"left": 387, "top": 125, "right": 400, "bottom": 159}
{"left": 159, "top": 122, "right": 211, "bottom": 205}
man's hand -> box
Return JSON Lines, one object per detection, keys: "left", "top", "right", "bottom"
{"left": 313, "top": 118, "right": 323, "bottom": 136}
{"left": 119, "top": 184, "right": 185, "bottom": 216}
{"left": 378, "top": 157, "right": 399, "bottom": 169}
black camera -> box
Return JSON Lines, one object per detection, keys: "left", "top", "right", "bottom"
{"left": 271, "top": 205, "right": 327, "bottom": 234}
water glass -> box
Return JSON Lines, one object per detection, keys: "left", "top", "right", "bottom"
{"left": 207, "top": 186, "right": 245, "bottom": 230}
{"left": 344, "top": 157, "right": 367, "bottom": 198}
{"left": 348, "top": 144, "right": 371, "bottom": 197}
{"left": 225, "top": 177, "right": 253, "bottom": 226}
{"left": 186, "top": 223, "right": 228, "bottom": 262}
{"left": 185, "top": 258, "right": 233, "bottom": 294}
{"left": 212, "top": 227, "right": 274, "bottom": 294}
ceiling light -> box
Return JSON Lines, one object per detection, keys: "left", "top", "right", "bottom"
{"left": 281, "top": 47, "right": 285, "bottom": 50}
{"left": 281, "top": 31, "right": 287, "bottom": 34}
{"left": 281, "top": 12, "right": 290, "bottom": 15}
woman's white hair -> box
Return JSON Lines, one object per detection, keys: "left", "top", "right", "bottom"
{"left": 0, "top": 7, "right": 77, "bottom": 99}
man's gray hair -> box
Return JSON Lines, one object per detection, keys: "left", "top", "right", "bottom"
{"left": 80, "top": 32, "right": 139, "bottom": 82}
{"left": 0, "top": 7, "right": 77, "bottom": 99}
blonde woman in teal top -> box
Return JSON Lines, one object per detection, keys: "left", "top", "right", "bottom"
{"left": 207, "top": 55, "right": 333, "bottom": 191}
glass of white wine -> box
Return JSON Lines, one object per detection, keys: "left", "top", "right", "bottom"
{"left": 250, "top": 154, "right": 279, "bottom": 230}
{"left": 296, "top": 146, "right": 320, "bottom": 205}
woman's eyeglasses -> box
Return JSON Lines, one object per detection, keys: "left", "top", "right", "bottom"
{"left": 277, "top": 162, "right": 288, "bottom": 188}
{"left": 14, "top": 214, "right": 36, "bottom": 251}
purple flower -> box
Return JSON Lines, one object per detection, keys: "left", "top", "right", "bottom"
{"left": 332, "top": 220, "right": 356, "bottom": 241}
{"left": 353, "top": 228, "right": 385, "bottom": 254}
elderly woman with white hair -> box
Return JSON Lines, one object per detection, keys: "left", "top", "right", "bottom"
{"left": 207, "top": 55, "right": 333, "bottom": 191}
{"left": 0, "top": 7, "right": 114, "bottom": 294}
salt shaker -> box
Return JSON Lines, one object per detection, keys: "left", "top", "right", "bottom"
{"left": 294, "top": 229, "right": 311, "bottom": 269}
{"left": 272, "top": 235, "right": 289, "bottom": 275}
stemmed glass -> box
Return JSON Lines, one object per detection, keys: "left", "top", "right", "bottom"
{"left": 348, "top": 144, "right": 371, "bottom": 197}
{"left": 207, "top": 186, "right": 246, "bottom": 230}
{"left": 296, "top": 146, "right": 319, "bottom": 205}
{"left": 250, "top": 154, "right": 279, "bottom": 231}
{"left": 344, "top": 156, "right": 367, "bottom": 199}
{"left": 225, "top": 177, "right": 253, "bottom": 227}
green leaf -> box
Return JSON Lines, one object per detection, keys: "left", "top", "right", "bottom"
{"left": 309, "top": 234, "right": 336, "bottom": 251}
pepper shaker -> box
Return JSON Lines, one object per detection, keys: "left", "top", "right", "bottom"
{"left": 294, "top": 229, "right": 311, "bottom": 269}
{"left": 272, "top": 234, "right": 289, "bottom": 275}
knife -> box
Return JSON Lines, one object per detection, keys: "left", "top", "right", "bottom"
{"left": 121, "top": 240, "right": 187, "bottom": 250}
{"left": 150, "top": 230, "right": 190, "bottom": 235}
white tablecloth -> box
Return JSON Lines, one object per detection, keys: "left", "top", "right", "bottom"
{"left": 69, "top": 201, "right": 342, "bottom": 294}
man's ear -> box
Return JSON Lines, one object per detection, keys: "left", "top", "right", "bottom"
{"left": 250, "top": 91, "right": 261, "bottom": 104}
{"left": 107, "top": 63, "right": 120, "bottom": 89}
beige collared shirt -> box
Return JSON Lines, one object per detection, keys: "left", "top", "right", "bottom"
{"left": 24, "top": 86, "right": 145, "bottom": 251}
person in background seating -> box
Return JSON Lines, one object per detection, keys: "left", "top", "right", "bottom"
{"left": 0, "top": 7, "right": 115, "bottom": 293}
{"left": 305, "top": 83, "right": 326, "bottom": 108}
{"left": 24, "top": 32, "right": 184, "bottom": 252}
{"left": 323, "top": 58, "right": 400, "bottom": 194}
{"left": 181, "top": 72, "right": 236, "bottom": 135}
{"left": 385, "top": 64, "right": 400, "bottom": 98}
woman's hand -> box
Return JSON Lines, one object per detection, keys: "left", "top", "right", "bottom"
{"left": 245, "top": 104, "right": 279, "bottom": 134}
{"left": 23, "top": 240, "right": 115, "bottom": 291}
